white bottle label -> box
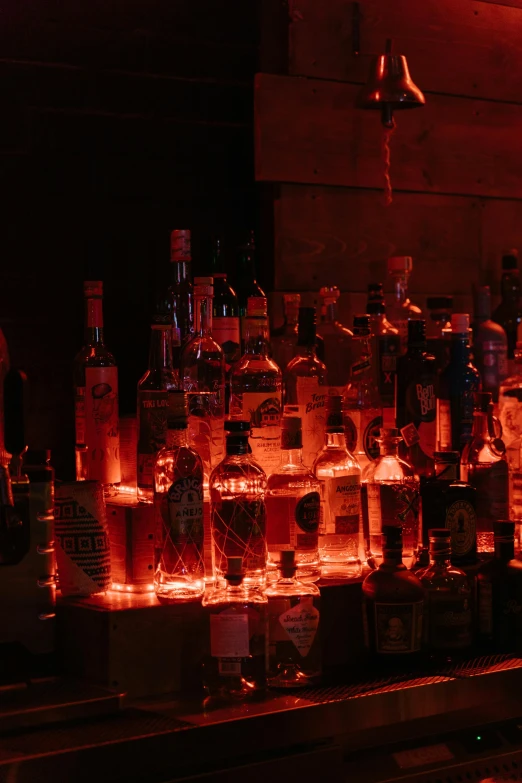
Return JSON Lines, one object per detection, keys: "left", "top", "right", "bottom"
{"left": 210, "top": 611, "right": 250, "bottom": 658}
{"left": 84, "top": 366, "right": 121, "bottom": 484}
{"left": 324, "top": 475, "right": 361, "bottom": 535}
{"left": 241, "top": 391, "right": 282, "bottom": 474}
{"left": 366, "top": 482, "right": 383, "bottom": 535}
{"left": 296, "top": 377, "right": 328, "bottom": 468}
{"left": 279, "top": 598, "right": 320, "bottom": 658}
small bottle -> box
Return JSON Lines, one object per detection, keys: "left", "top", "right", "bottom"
{"left": 266, "top": 416, "right": 321, "bottom": 582}
{"left": 461, "top": 391, "right": 509, "bottom": 553}
{"left": 343, "top": 314, "right": 382, "bottom": 473}
{"left": 271, "top": 293, "right": 300, "bottom": 369}
{"left": 386, "top": 256, "right": 423, "bottom": 353}
{"left": 499, "top": 342, "right": 522, "bottom": 522}
{"left": 316, "top": 286, "right": 353, "bottom": 389}
{"left": 230, "top": 297, "right": 282, "bottom": 476}
{"left": 266, "top": 550, "right": 321, "bottom": 688}
{"left": 284, "top": 307, "right": 329, "bottom": 469}
{"left": 492, "top": 250, "right": 522, "bottom": 373}
{"left": 366, "top": 283, "right": 400, "bottom": 412}
{"left": 477, "top": 520, "right": 522, "bottom": 653}
{"left": 234, "top": 231, "right": 266, "bottom": 345}
{"left": 426, "top": 295, "right": 453, "bottom": 371}
{"left": 181, "top": 276, "right": 225, "bottom": 486}
{"left": 472, "top": 285, "right": 508, "bottom": 403}
{"left": 168, "top": 229, "right": 194, "bottom": 368}
{"left": 362, "top": 525, "right": 424, "bottom": 666}
{"left": 73, "top": 281, "right": 121, "bottom": 493}
{"left": 313, "top": 395, "right": 362, "bottom": 578}
{"left": 137, "top": 323, "right": 178, "bottom": 503}
{"left": 212, "top": 273, "right": 241, "bottom": 373}
{"left": 362, "top": 428, "right": 420, "bottom": 569}
{"left": 153, "top": 391, "right": 205, "bottom": 601}
{"left": 210, "top": 420, "right": 267, "bottom": 586}
{"left": 417, "top": 529, "right": 472, "bottom": 659}
{"left": 395, "top": 319, "right": 437, "bottom": 478}
{"left": 437, "top": 313, "right": 481, "bottom": 453}
{"left": 202, "top": 556, "right": 267, "bottom": 701}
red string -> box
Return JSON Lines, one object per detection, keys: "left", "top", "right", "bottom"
{"left": 382, "top": 120, "right": 396, "bottom": 206}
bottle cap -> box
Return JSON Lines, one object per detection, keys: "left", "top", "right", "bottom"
{"left": 494, "top": 520, "right": 515, "bottom": 538}
{"left": 319, "top": 286, "right": 340, "bottom": 303}
{"left": 473, "top": 285, "right": 491, "bottom": 320}
{"left": 297, "top": 307, "right": 317, "bottom": 346}
{"left": 426, "top": 296, "right": 453, "bottom": 310}
{"left": 167, "top": 391, "right": 188, "bottom": 428}
{"left": 225, "top": 419, "right": 251, "bottom": 434}
{"left": 428, "top": 528, "right": 451, "bottom": 540}
{"left": 352, "top": 314, "right": 371, "bottom": 333}
{"left": 281, "top": 416, "right": 302, "bottom": 450}
{"left": 451, "top": 313, "right": 470, "bottom": 334}
{"left": 387, "top": 256, "right": 413, "bottom": 273}
{"left": 279, "top": 550, "right": 297, "bottom": 577}
{"left": 247, "top": 297, "right": 268, "bottom": 317}
{"left": 407, "top": 318, "right": 427, "bottom": 347}
{"left": 84, "top": 280, "right": 103, "bottom": 298}
{"left": 502, "top": 250, "right": 518, "bottom": 270}
{"left": 434, "top": 451, "right": 460, "bottom": 463}
{"left": 170, "top": 229, "right": 191, "bottom": 261}
{"left": 378, "top": 427, "right": 400, "bottom": 439}
{"left": 194, "top": 277, "right": 214, "bottom": 296}
{"left": 473, "top": 391, "right": 492, "bottom": 412}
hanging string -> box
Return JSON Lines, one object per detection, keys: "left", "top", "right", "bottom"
{"left": 382, "top": 119, "right": 396, "bottom": 206}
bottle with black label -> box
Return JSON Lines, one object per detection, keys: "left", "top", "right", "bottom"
{"left": 477, "top": 520, "right": 522, "bottom": 653}
{"left": 367, "top": 283, "right": 400, "bottom": 414}
{"left": 395, "top": 319, "right": 436, "bottom": 478}
{"left": 362, "top": 525, "right": 424, "bottom": 667}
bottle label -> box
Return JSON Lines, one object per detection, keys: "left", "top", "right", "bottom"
{"left": 137, "top": 390, "right": 169, "bottom": 489}
{"left": 378, "top": 334, "right": 401, "bottom": 404}
{"left": 75, "top": 386, "right": 86, "bottom": 444}
{"left": 241, "top": 391, "right": 282, "bottom": 474}
{"left": 279, "top": 598, "right": 320, "bottom": 658}
{"left": 445, "top": 499, "right": 476, "bottom": 558}
{"left": 324, "top": 475, "right": 361, "bottom": 535}
{"left": 187, "top": 390, "right": 225, "bottom": 478}
{"left": 437, "top": 399, "right": 452, "bottom": 451}
{"left": 351, "top": 357, "right": 372, "bottom": 375}
{"left": 478, "top": 580, "right": 493, "bottom": 635}
{"left": 266, "top": 492, "right": 319, "bottom": 550}
{"left": 84, "top": 366, "right": 121, "bottom": 484}
{"left": 296, "top": 377, "right": 328, "bottom": 468}
{"left": 481, "top": 340, "right": 508, "bottom": 388}
{"left": 425, "top": 593, "right": 472, "bottom": 649}
{"left": 212, "top": 316, "right": 240, "bottom": 361}
{"left": 405, "top": 380, "right": 436, "bottom": 459}
{"left": 210, "top": 611, "right": 250, "bottom": 658}
{"left": 344, "top": 410, "right": 382, "bottom": 461}
{"left": 499, "top": 394, "right": 522, "bottom": 448}
{"left": 167, "top": 476, "right": 204, "bottom": 542}
{"left": 374, "top": 601, "right": 423, "bottom": 653}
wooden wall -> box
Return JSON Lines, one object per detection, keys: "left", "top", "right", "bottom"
{"left": 255, "top": 0, "right": 522, "bottom": 304}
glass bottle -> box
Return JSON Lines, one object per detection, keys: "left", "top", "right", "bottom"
{"left": 210, "top": 420, "right": 267, "bottom": 586}
{"left": 153, "top": 391, "right": 205, "bottom": 601}
{"left": 461, "top": 391, "right": 509, "bottom": 553}
{"left": 343, "top": 314, "right": 382, "bottom": 473}
{"left": 180, "top": 276, "right": 225, "bottom": 487}
{"left": 437, "top": 313, "right": 482, "bottom": 453}
{"left": 230, "top": 297, "right": 282, "bottom": 476}
{"left": 477, "top": 520, "right": 522, "bottom": 653}
{"left": 417, "top": 528, "right": 472, "bottom": 659}
{"left": 266, "top": 550, "right": 321, "bottom": 688}
{"left": 313, "top": 394, "right": 362, "bottom": 578}
{"left": 362, "top": 525, "right": 424, "bottom": 666}
{"left": 499, "top": 342, "right": 522, "bottom": 523}
{"left": 316, "top": 286, "right": 353, "bottom": 389}
{"left": 271, "top": 293, "right": 300, "bottom": 369}
{"left": 234, "top": 230, "right": 266, "bottom": 345}
{"left": 266, "top": 415, "right": 321, "bottom": 582}
{"left": 395, "top": 319, "right": 437, "bottom": 478}
{"left": 211, "top": 246, "right": 241, "bottom": 374}
{"left": 366, "top": 283, "right": 401, "bottom": 413}
{"left": 472, "top": 285, "right": 508, "bottom": 403}
{"left": 492, "top": 250, "right": 522, "bottom": 373}
{"left": 426, "top": 295, "right": 453, "bottom": 372}
{"left": 137, "top": 323, "right": 178, "bottom": 503}
{"left": 168, "top": 229, "right": 194, "bottom": 369}
{"left": 73, "top": 280, "right": 121, "bottom": 493}
{"left": 362, "top": 428, "right": 420, "bottom": 569}
{"left": 202, "top": 556, "right": 267, "bottom": 701}
{"left": 386, "top": 256, "right": 423, "bottom": 353}
{"left": 284, "top": 307, "right": 328, "bottom": 470}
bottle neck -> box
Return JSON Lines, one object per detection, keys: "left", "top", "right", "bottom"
{"left": 171, "top": 261, "right": 191, "bottom": 285}
{"left": 429, "top": 550, "right": 451, "bottom": 567}
{"left": 296, "top": 342, "right": 317, "bottom": 358}
{"left": 195, "top": 295, "right": 213, "bottom": 335}
{"left": 280, "top": 447, "right": 304, "bottom": 467}
{"left": 450, "top": 333, "right": 471, "bottom": 362}
{"left": 84, "top": 295, "right": 104, "bottom": 345}
{"left": 324, "top": 301, "right": 337, "bottom": 323}
{"left": 495, "top": 539, "right": 515, "bottom": 560}
{"left": 379, "top": 441, "right": 399, "bottom": 457}
{"left": 471, "top": 410, "right": 490, "bottom": 439}
{"left": 351, "top": 335, "right": 372, "bottom": 377}
{"left": 166, "top": 427, "right": 189, "bottom": 448}
{"left": 382, "top": 546, "right": 405, "bottom": 567}
{"left": 392, "top": 273, "right": 409, "bottom": 304}
{"left": 246, "top": 320, "right": 271, "bottom": 355}
{"left": 501, "top": 272, "right": 520, "bottom": 302}
{"left": 434, "top": 462, "right": 459, "bottom": 482}
{"left": 149, "top": 327, "right": 173, "bottom": 371}
{"left": 324, "top": 430, "right": 346, "bottom": 448}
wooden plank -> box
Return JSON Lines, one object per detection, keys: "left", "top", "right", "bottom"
{"left": 255, "top": 72, "right": 522, "bottom": 199}
{"left": 288, "top": 0, "right": 522, "bottom": 104}
{"left": 273, "top": 184, "right": 481, "bottom": 294}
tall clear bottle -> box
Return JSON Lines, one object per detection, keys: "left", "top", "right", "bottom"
{"left": 153, "top": 391, "right": 205, "bottom": 601}
{"left": 316, "top": 286, "right": 353, "bottom": 389}
{"left": 74, "top": 280, "right": 121, "bottom": 493}
{"left": 266, "top": 416, "right": 321, "bottom": 582}
{"left": 366, "top": 283, "right": 400, "bottom": 415}
{"left": 492, "top": 250, "right": 522, "bottom": 373}
{"left": 234, "top": 231, "right": 266, "bottom": 346}
{"left": 284, "top": 307, "right": 328, "bottom": 470}
{"left": 386, "top": 256, "right": 423, "bottom": 353}
{"left": 210, "top": 238, "right": 241, "bottom": 373}
{"left": 230, "top": 297, "right": 282, "bottom": 476}
{"left": 499, "top": 342, "right": 522, "bottom": 523}
{"left": 343, "top": 314, "right": 382, "bottom": 473}
{"left": 168, "top": 229, "right": 194, "bottom": 370}
{"left": 180, "top": 277, "right": 225, "bottom": 487}
{"left": 313, "top": 394, "right": 362, "bottom": 578}
{"left": 472, "top": 285, "right": 508, "bottom": 403}
{"left": 137, "top": 323, "right": 178, "bottom": 503}
{"left": 210, "top": 420, "right": 267, "bottom": 586}
{"left": 271, "top": 293, "right": 300, "bottom": 369}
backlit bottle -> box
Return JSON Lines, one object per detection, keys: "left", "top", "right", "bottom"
{"left": 212, "top": 271, "right": 241, "bottom": 374}
{"left": 499, "top": 342, "right": 522, "bottom": 522}
{"left": 472, "top": 285, "right": 508, "bottom": 403}
{"left": 386, "top": 256, "right": 423, "bottom": 353}
{"left": 234, "top": 231, "right": 266, "bottom": 346}
{"left": 271, "top": 293, "right": 300, "bottom": 370}
{"left": 316, "top": 286, "right": 353, "bottom": 389}
{"left": 426, "top": 295, "right": 453, "bottom": 372}
{"left": 168, "top": 229, "right": 194, "bottom": 369}
{"left": 492, "top": 250, "right": 522, "bottom": 373}
{"left": 366, "top": 283, "right": 400, "bottom": 412}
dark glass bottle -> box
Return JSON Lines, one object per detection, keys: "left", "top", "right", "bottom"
{"left": 366, "top": 283, "right": 400, "bottom": 411}
{"left": 395, "top": 319, "right": 436, "bottom": 478}
{"left": 362, "top": 525, "right": 424, "bottom": 666}
{"left": 271, "top": 293, "right": 300, "bottom": 368}
{"left": 472, "top": 285, "right": 508, "bottom": 403}
{"left": 492, "top": 251, "right": 522, "bottom": 370}
{"left": 234, "top": 231, "right": 266, "bottom": 343}
{"left": 426, "top": 295, "right": 453, "bottom": 372}
{"left": 437, "top": 313, "right": 481, "bottom": 454}
{"left": 168, "top": 229, "right": 194, "bottom": 369}
{"left": 477, "top": 520, "right": 522, "bottom": 653}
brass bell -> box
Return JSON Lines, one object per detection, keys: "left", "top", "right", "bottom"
{"left": 357, "top": 39, "right": 425, "bottom": 128}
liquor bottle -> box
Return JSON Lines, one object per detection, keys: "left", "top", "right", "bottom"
{"left": 153, "top": 391, "right": 205, "bottom": 601}
{"left": 420, "top": 451, "right": 477, "bottom": 566}
{"left": 366, "top": 283, "right": 400, "bottom": 413}
{"left": 492, "top": 250, "right": 522, "bottom": 372}
{"left": 73, "top": 281, "right": 121, "bottom": 492}
{"left": 477, "top": 521, "right": 522, "bottom": 652}
{"left": 417, "top": 529, "right": 472, "bottom": 658}
{"left": 362, "top": 428, "right": 420, "bottom": 569}
{"left": 180, "top": 276, "right": 225, "bottom": 486}
{"left": 362, "top": 525, "right": 424, "bottom": 666}
{"left": 168, "top": 229, "right": 194, "bottom": 369}
{"left": 210, "top": 420, "right": 267, "bottom": 585}
{"left": 386, "top": 256, "right": 423, "bottom": 352}
{"left": 137, "top": 323, "right": 178, "bottom": 503}
{"left": 313, "top": 394, "right": 362, "bottom": 578}
{"left": 499, "top": 342, "right": 522, "bottom": 522}
{"left": 210, "top": 238, "right": 241, "bottom": 372}
{"left": 266, "top": 550, "right": 321, "bottom": 688}
{"left": 266, "top": 416, "right": 321, "bottom": 582}
{"left": 461, "top": 391, "right": 509, "bottom": 553}
{"left": 271, "top": 293, "right": 300, "bottom": 369}
{"left": 472, "top": 285, "right": 508, "bottom": 403}
{"left": 230, "top": 297, "right": 282, "bottom": 476}
{"left": 437, "top": 313, "right": 481, "bottom": 453}
{"left": 202, "top": 556, "right": 267, "bottom": 701}
{"left": 316, "top": 286, "right": 353, "bottom": 389}
{"left": 426, "top": 295, "right": 453, "bottom": 372}
{"left": 234, "top": 231, "right": 266, "bottom": 344}
{"left": 395, "top": 319, "right": 436, "bottom": 478}
{"left": 284, "top": 307, "right": 328, "bottom": 469}
{"left": 343, "top": 314, "right": 382, "bottom": 472}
